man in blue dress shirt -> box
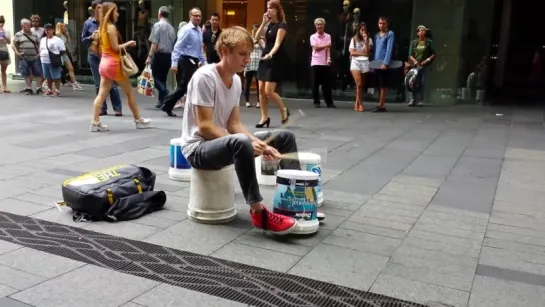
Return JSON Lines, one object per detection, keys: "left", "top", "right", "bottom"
{"left": 160, "top": 7, "right": 207, "bottom": 117}
{"left": 81, "top": 0, "right": 122, "bottom": 116}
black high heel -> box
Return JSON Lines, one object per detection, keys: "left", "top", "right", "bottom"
{"left": 281, "top": 108, "right": 290, "bottom": 125}
{"left": 255, "top": 117, "right": 270, "bottom": 128}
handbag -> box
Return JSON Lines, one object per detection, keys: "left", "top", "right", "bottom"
{"left": 120, "top": 46, "right": 138, "bottom": 76}
{"left": 137, "top": 64, "right": 154, "bottom": 97}
{"left": 46, "top": 37, "right": 63, "bottom": 68}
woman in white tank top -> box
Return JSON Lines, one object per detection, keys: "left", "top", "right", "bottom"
{"left": 349, "top": 23, "right": 373, "bottom": 112}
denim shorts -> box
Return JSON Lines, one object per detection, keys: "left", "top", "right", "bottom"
{"left": 19, "top": 58, "right": 43, "bottom": 78}
{"left": 41, "top": 62, "right": 62, "bottom": 80}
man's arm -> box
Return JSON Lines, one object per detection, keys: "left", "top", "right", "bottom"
{"left": 171, "top": 27, "right": 190, "bottom": 68}
{"left": 147, "top": 24, "right": 159, "bottom": 63}
{"left": 383, "top": 31, "right": 395, "bottom": 66}
{"left": 193, "top": 74, "right": 227, "bottom": 139}
{"left": 227, "top": 106, "right": 258, "bottom": 141}
{"left": 197, "top": 29, "right": 207, "bottom": 64}
{"left": 80, "top": 20, "right": 92, "bottom": 45}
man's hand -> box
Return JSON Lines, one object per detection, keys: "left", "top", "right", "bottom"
{"left": 170, "top": 66, "right": 178, "bottom": 73}
{"left": 145, "top": 56, "right": 151, "bottom": 65}
{"left": 263, "top": 146, "right": 281, "bottom": 161}
{"left": 252, "top": 140, "right": 268, "bottom": 156}
{"left": 380, "top": 64, "right": 388, "bottom": 70}
{"left": 91, "top": 30, "right": 98, "bottom": 40}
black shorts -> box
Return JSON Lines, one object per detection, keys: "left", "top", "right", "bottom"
{"left": 375, "top": 69, "right": 390, "bottom": 88}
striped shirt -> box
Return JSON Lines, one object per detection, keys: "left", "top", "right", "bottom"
{"left": 246, "top": 41, "right": 263, "bottom": 72}
{"left": 149, "top": 18, "right": 176, "bottom": 54}
{"left": 12, "top": 31, "right": 40, "bottom": 61}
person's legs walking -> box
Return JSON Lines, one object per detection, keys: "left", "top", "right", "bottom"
{"left": 161, "top": 57, "right": 197, "bottom": 115}
{"left": 151, "top": 53, "right": 170, "bottom": 106}
{"left": 88, "top": 54, "right": 110, "bottom": 114}
{"left": 109, "top": 83, "right": 122, "bottom": 114}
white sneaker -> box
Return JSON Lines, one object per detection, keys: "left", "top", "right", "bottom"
{"left": 245, "top": 102, "right": 251, "bottom": 107}
{"left": 90, "top": 121, "right": 109, "bottom": 132}
{"left": 72, "top": 83, "right": 84, "bottom": 91}
{"left": 408, "top": 99, "right": 415, "bottom": 106}
{"left": 135, "top": 118, "right": 151, "bottom": 129}
{"left": 418, "top": 101, "right": 424, "bottom": 106}
{"left": 256, "top": 102, "right": 261, "bottom": 108}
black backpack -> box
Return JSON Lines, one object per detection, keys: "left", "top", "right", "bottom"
{"left": 58, "top": 165, "right": 166, "bottom": 222}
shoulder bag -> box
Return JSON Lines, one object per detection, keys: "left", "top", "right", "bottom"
{"left": 120, "top": 46, "right": 138, "bottom": 76}
{"left": 46, "top": 37, "right": 63, "bottom": 68}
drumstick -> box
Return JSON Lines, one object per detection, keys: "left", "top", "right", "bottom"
{"left": 279, "top": 152, "right": 300, "bottom": 160}
{"left": 263, "top": 109, "right": 306, "bottom": 145}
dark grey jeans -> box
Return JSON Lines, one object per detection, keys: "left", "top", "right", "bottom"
{"left": 187, "top": 130, "right": 300, "bottom": 205}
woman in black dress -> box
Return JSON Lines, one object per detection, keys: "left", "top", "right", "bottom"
{"left": 253, "top": 0, "right": 290, "bottom": 128}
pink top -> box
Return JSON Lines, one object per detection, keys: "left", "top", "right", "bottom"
{"left": 310, "top": 32, "right": 331, "bottom": 66}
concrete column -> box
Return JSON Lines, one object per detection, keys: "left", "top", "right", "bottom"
{"left": 494, "top": 0, "right": 511, "bottom": 88}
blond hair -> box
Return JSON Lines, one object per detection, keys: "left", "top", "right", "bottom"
{"left": 215, "top": 26, "right": 253, "bottom": 58}
{"left": 55, "top": 22, "right": 65, "bottom": 36}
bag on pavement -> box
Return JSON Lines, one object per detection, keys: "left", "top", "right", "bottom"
{"left": 58, "top": 165, "right": 166, "bottom": 222}
{"left": 137, "top": 64, "right": 154, "bottom": 97}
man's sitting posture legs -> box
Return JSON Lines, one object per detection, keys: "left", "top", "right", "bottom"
{"left": 180, "top": 26, "right": 300, "bottom": 234}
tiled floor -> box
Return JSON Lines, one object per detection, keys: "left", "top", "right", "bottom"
{"left": 1, "top": 84, "right": 545, "bottom": 306}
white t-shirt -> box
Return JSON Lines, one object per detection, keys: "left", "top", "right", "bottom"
{"left": 31, "top": 27, "right": 44, "bottom": 39}
{"left": 181, "top": 64, "right": 242, "bottom": 157}
{"left": 350, "top": 37, "right": 373, "bottom": 61}
{"left": 39, "top": 36, "right": 65, "bottom": 64}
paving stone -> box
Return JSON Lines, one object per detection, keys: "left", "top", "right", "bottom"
{"left": 0, "top": 241, "right": 22, "bottom": 257}
{"left": 469, "top": 276, "right": 545, "bottom": 307}
{"left": 394, "top": 245, "right": 479, "bottom": 269}
{"left": 130, "top": 215, "right": 180, "bottom": 229}
{"left": 382, "top": 262, "right": 475, "bottom": 291}
{"left": 372, "top": 193, "right": 431, "bottom": 206}
{"left": 358, "top": 202, "right": 423, "bottom": 218}
{"left": 408, "top": 229, "right": 483, "bottom": 249}
{"left": 504, "top": 147, "right": 545, "bottom": 162}
{"left": 401, "top": 154, "right": 461, "bottom": 180}
{"left": 402, "top": 236, "right": 481, "bottom": 258}
{"left": 364, "top": 198, "right": 427, "bottom": 213}
{"left": 143, "top": 220, "right": 247, "bottom": 255}
{"left": 211, "top": 242, "right": 302, "bottom": 272}
{"left": 147, "top": 209, "right": 187, "bottom": 221}
{"left": 0, "top": 198, "right": 51, "bottom": 216}
{"left": 391, "top": 174, "right": 443, "bottom": 188}
{"left": 340, "top": 221, "right": 408, "bottom": 239}
{"left": 11, "top": 193, "right": 61, "bottom": 207}
{"left": 84, "top": 221, "right": 162, "bottom": 241}
{"left": 29, "top": 208, "right": 89, "bottom": 228}
{"left": 132, "top": 283, "right": 247, "bottom": 307}
{"left": 0, "top": 285, "right": 18, "bottom": 298}
{"left": 10, "top": 265, "right": 159, "bottom": 307}
{"left": 0, "top": 264, "right": 46, "bottom": 290}
{"left": 378, "top": 181, "right": 439, "bottom": 199}
{"left": 321, "top": 189, "right": 370, "bottom": 206}
{"left": 0, "top": 248, "right": 85, "bottom": 279}
{"left": 349, "top": 207, "right": 418, "bottom": 226}
{"left": 412, "top": 223, "right": 485, "bottom": 241}
{"left": 0, "top": 298, "right": 34, "bottom": 306}
{"left": 371, "top": 274, "right": 470, "bottom": 307}
{"left": 233, "top": 233, "right": 312, "bottom": 257}
{"left": 324, "top": 228, "right": 402, "bottom": 256}
{"left": 430, "top": 178, "right": 497, "bottom": 214}
{"left": 316, "top": 206, "right": 354, "bottom": 218}
{"left": 484, "top": 237, "right": 545, "bottom": 256}
{"left": 420, "top": 210, "right": 489, "bottom": 226}
{"left": 385, "top": 136, "right": 435, "bottom": 152}
{"left": 289, "top": 244, "right": 389, "bottom": 291}
{"left": 347, "top": 215, "right": 414, "bottom": 232}
{"left": 479, "top": 246, "right": 545, "bottom": 276}
{"left": 389, "top": 254, "right": 477, "bottom": 277}
{"left": 427, "top": 205, "right": 491, "bottom": 220}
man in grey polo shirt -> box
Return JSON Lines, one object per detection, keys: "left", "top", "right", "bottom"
{"left": 146, "top": 6, "right": 176, "bottom": 109}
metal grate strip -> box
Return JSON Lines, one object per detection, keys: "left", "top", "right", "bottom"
{"left": 0, "top": 211, "right": 427, "bottom": 307}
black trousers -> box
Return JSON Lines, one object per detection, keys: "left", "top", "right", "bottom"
{"left": 244, "top": 71, "right": 259, "bottom": 102}
{"left": 161, "top": 55, "right": 199, "bottom": 113}
{"left": 311, "top": 65, "right": 334, "bottom": 105}
{"left": 151, "top": 53, "right": 171, "bottom": 103}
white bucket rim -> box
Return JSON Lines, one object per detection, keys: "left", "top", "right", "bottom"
{"left": 170, "top": 138, "right": 182, "bottom": 145}
{"left": 277, "top": 169, "right": 318, "bottom": 180}
{"left": 298, "top": 152, "right": 321, "bottom": 163}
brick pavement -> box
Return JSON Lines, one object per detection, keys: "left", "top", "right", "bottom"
{"left": 0, "top": 83, "right": 545, "bottom": 306}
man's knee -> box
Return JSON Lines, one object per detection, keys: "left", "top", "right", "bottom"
{"left": 229, "top": 133, "right": 253, "bottom": 153}
{"left": 275, "top": 130, "right": 296, "bottom": 143}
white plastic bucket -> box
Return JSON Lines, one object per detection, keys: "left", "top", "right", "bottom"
{"left": 169, "top": 138, "right": 191, "bottom": 182}
{"left": 273, "top": 170, "right": 319, "bottom": 234}
{"left": 298, "top": 152, "right": 323, "bottom": 206}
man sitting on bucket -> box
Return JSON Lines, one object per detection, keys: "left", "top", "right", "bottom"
{"left": 180, "top": 26, "right": 300, "bottom": 235}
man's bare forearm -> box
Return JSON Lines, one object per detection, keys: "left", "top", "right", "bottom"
{"left": 229, "top": 123, "right": 258, "bottom": 141}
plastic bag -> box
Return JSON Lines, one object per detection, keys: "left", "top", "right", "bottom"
{"left": 137, "top": 65, "right": 154, "bottom": 97}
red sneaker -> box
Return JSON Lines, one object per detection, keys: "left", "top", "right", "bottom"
{"left": 250, "top": 207, "right": 297, "bottom": 235}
